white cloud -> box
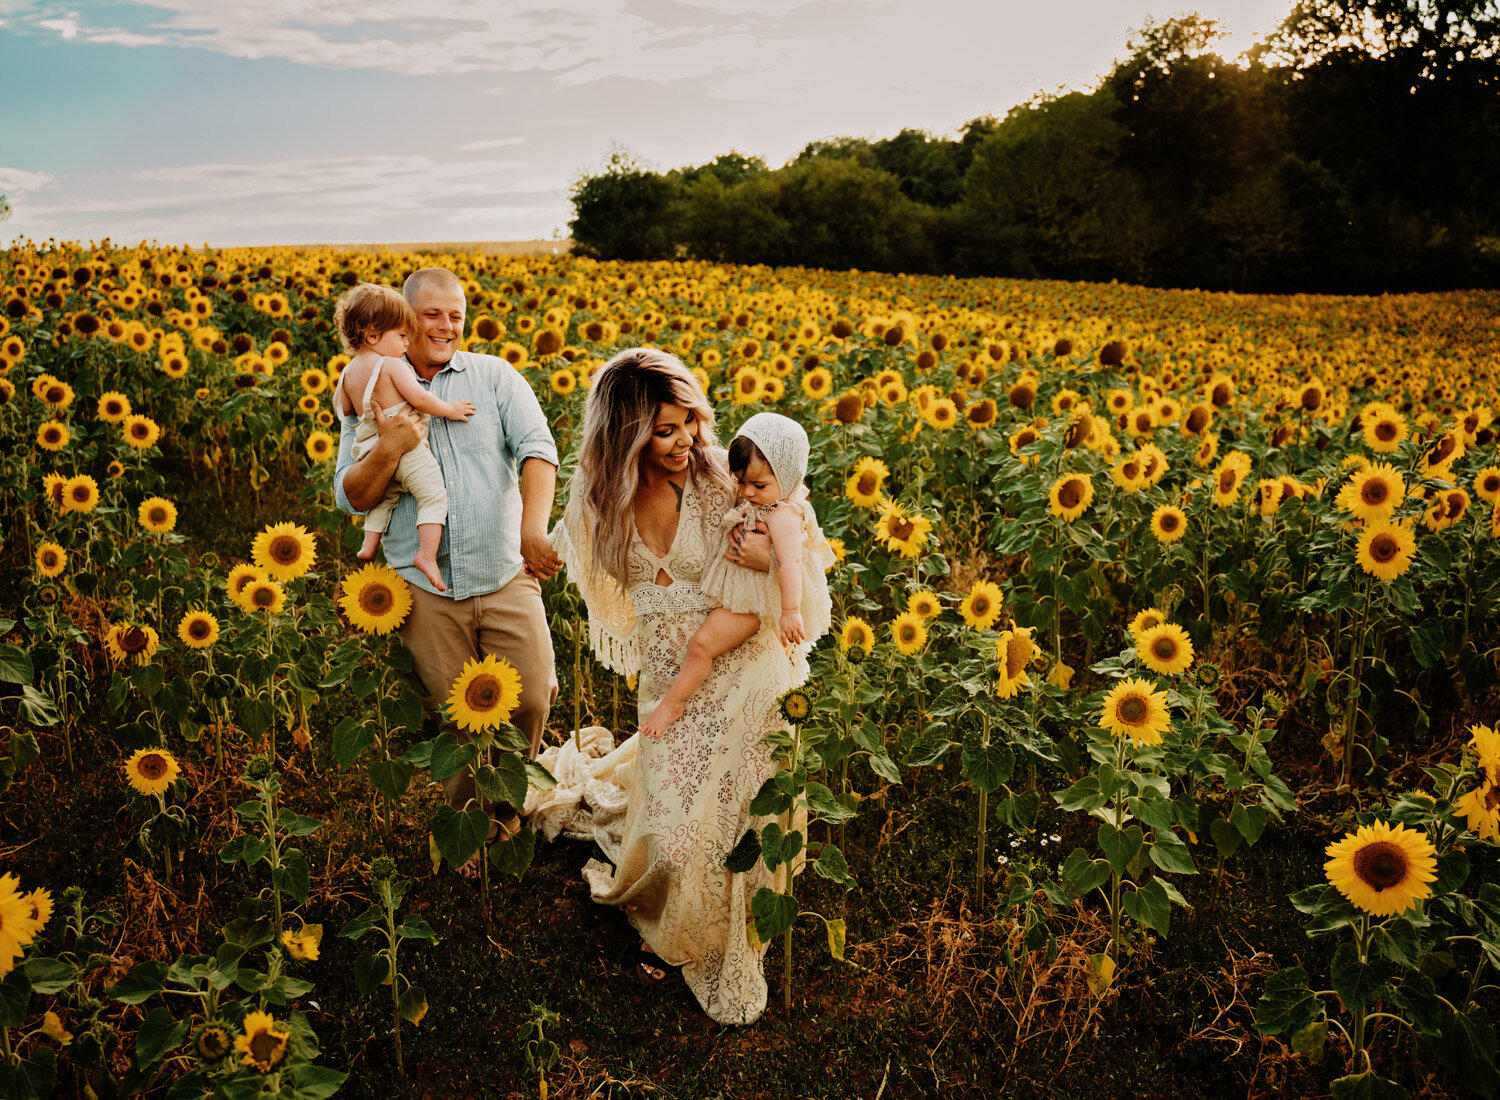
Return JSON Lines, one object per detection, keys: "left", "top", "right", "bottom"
{"left": 0, "top": 153, "right": 569, "bottom": 246}
{"left": 0, "top": 166, "right": 56, "bottom": 193}
{"left": 458, "top": 137, "right": 525, "bottom": 151}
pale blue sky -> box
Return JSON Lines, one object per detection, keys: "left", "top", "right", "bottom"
{"left": 0, "top": 0, "right": 1294, "bottom": 246}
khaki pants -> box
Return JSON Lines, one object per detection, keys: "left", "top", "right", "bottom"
{"left": 400, "top": 570, "right": 558, "bottom": 816}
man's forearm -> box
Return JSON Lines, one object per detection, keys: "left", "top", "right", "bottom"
{"left": 342, "top": 438, "right": 404, "bottom": 512}
{"left": 519, "top": 456, "right": 557, "bottom": 534}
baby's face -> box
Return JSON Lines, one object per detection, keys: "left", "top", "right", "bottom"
{"left": 369, "top": 328, "right": 410, "bottom": 358}
{"left": 735, "top": 454, "right": 781, "bottom": 506}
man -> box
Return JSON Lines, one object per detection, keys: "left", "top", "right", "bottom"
{"left": 335, "top": 266, "right": 561, "bottom": 859}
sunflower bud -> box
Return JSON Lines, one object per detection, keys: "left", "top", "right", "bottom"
{"left": 245, "top": 754, "right": 273, "bottom": 781}
{"left": 370, "top": 856, "right": 398, "bottom": 882}
{"left": 845, "top": 644, "right": 869, "bottom": 665}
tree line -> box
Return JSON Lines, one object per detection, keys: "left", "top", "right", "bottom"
{"left": 568, "top": 2, "right": 1500, "bottom": 292}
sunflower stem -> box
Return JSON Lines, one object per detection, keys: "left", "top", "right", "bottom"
{"left": 1341, "top": 584, "right": 1373, "bottom": 785}
{"left": 380, "top": 878, "right": 404, "bottom": 1080}
{"left": 976, "top": 712, "right": 991, "bottom": 907}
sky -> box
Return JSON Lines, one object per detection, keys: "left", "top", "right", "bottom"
{"left": 0, "top": 0, "right": 1295, "bottom": 248}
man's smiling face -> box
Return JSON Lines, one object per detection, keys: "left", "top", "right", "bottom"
{"left": 408, "top": 283, "right": 466, "bottom": 371}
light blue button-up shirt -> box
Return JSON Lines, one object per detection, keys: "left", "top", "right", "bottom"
{"left": 334, "top": 351, "right": 559, "bottom": 600}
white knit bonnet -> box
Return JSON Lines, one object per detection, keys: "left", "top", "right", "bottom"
{"left": 735, "top": 412, "right": 808, "bottom": 501}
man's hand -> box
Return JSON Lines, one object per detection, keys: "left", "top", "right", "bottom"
{"left": 728, "top": 520, "right": 772, "bottom": 573}
{"left": 521, "top": 525, "right": 562, "bottom": 580}
{"left": 342, "top": 399, "right": 424, "bottom": 513}
{"left": 371, "top": 398, "right": 423, "bottom": 453}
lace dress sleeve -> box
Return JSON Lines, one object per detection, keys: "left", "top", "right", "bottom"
{"left": 551, "top": 516, "right": 640, "bottom": 677}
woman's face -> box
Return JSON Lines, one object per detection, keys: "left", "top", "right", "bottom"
{"left": 643, "top": 403, "right": 695, "bottom": 476}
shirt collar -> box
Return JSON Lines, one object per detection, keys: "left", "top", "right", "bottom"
{"left": 407, "top": 350, "right": 469, "bottom": 375}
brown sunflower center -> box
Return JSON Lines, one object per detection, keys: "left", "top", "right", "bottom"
{"left": 465, "top": 674, "right": 502, "bottom": 712}
{"left": 130, "top": 423, "right": 149, "bottom": 439}
{"left": 41, "top": 549, "right": 60, "bottom": 567}
{"left": 1009, "top": 384, "right": 1035, "bottom": 409}
{"left": 44, "top": 385, "right": 66, "bottom": 403}
{"left": 136, "top": 752, "right": 168, "bottom": 780}
{"left": 898, "top": 624, "right": 918, "bottom": 644}
{"left": 251, "top": 585, "right": 277, "bottom": 608}
{"left": 1428, "top": 438, "right": 1456, "bottom": 464}
{"left": 1159, "top": 513, "right": 1180, "bottom": 532}
{"left": 1134, "top": 413, "right": 1152, "bottom": 431}
{"left": 248, "top": 1030, "right": 284, "bottom": 1067}
{"left": 148, "top": 506, "right": 168, "bottom": 524}
{"left": 1016, "top": 429, "right": 1037, "bottom": 448}
{"left": 1301, "top": 388, "right": 1322, "bottom": 410}
{"left": 889, "top": 517, "right": 916, "bottom": 541}
{"left": 1482, "top": 475, "right": 1500, "bottom": 494}
{"left": 1352, "top": 840, "right": 1408, "bottom": 891}
{"left": 1152, "top": 637, "right": 1178, "bottom": 660}
{"left": 187, "top": 618, "right": 211, "bottom": 640}
{"left": 1360, "top": 479, "right": 1390, "bottom": 506}
{"left": 1186, "top": 407, "right": 1210, "bottom": 434}
{"left": 970, "top": 594, "right": 992, "bottom": 617}
{"left": 358, "top": 583, "right": 393, "bottom": 616}
{"left": 119, "top": 626, "right": 149, "bottom": 654}
{"left": 1218, "top": 469, "right": 1237, "bottom": 494}
{"left": 1370, "top": 534, "right": 1399, "bottom": 563}
{"left": 267, "top": 535, "right": 302, "bottom": 566}
{"left": 1211, "top": 383, "right": 1232, "bottom": 406}
{"left": 43, "top": 426, "right": 62, "bottom": 442}
{"left": 197, "top": 1028, "right": 231, "bottom": 1059}
{"left": 1058, "top": 480, "right": 1083, "bottom": 509}
{"left": 1123, "top": 461, "right": 1141, "bottom": 480}
{"left": 69, "top": 485, "right": 90, "bottom": 503}
{"left": 855, "top": 473, "right": 877, "bottom": 496}
{"left": 835, "top": 394, "right": 863, "bottom": 423}
{"left": 1118, "top": 696, "right": 1148, "bottom": 725}
{"left": 1375, "top": 421, "right": 1398, "bottom": 441}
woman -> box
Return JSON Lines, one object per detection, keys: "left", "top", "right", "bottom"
{"left": 551, "top": 348, "right": 792, "bottom": 1025}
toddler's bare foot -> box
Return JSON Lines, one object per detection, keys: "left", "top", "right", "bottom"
{"left": 357, "top": 530, "right": 382, "bottom": 561}
{"left": 639, "top": 698, "right": 683, "bottom": 739}
{"left": 412, "top": 550, "right": 446, "bottom": 592}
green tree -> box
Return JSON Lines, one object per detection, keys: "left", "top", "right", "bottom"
{"left": 567, "top": 149, "right": 678, "bottom": 261}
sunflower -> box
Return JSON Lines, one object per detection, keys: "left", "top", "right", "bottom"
{"left": 235, "top": 1010, "right": 291, "bottom": 1074}
{"left": 839, "top": 616, "right": 876, "bottom": 652}
{"left": 339, "top": 563, "right": 413, "bottom": 635}
{"left": 1100, "top": 677, "right": 1172, "bottom": 746}
{"left": 1211, "top": 459, "right": 1245, "bottom": 508}
{"left": 36, "top": 420, "right": 70, "bottom": 452}
{"left": 1324, "top": 819, "right": 1437, "bottom": 917}
{"left": 1009, "top": 423, "right": 1043, "bottom": 464}
{"left": 845, "top": 456, "right": 889, "bottom": 508}
{"left": 874, "top": 500, "right": 933, "bottom": 558}
{"left": 732, "top": 370, "right": 766, "bottom": 406}
{"left": 21, "top": 888, "right": 51, "bottom": 940}
{"left": 251, "top": 522, "right": 317, "bottom": 582}
{"left": 1137, "top": 622, "right": 1194, "bottom": 676}
{"left": 801, "top": 367, "right": 833, "bottom": 401}
{"left": 97, "top": 391, "right": 132, "bottom": 422}
{"left": 280, "top": 926, "right": 321, "bottom": 961}
{"left": 907, "top": 590, "right": 941, "bottom": 619}
{"left": 1111, "top": 455, "right": 1148, "bottom": 493}
{"left": 1419, "top": 430, "right": 1464, "bottom": 477}
{"left": 1424, "top": 487, "right": 1469, "bottom": 532}
{"left": 995, "top": 625, "right": 1036, "bottom": 699}
{"left": 105, "top": 623, "right": 159, "bottom": 665}
{"left": 1048, "top": 474, "right": 1094, "bottom": 522}
{"left": 39, "top": 378, "right": 74, "bottom": 411}
{"left": 831, "top": 391, "right": 865, "bottom": 424}
{"left": 1128, "top": 607, "right": 1166, "bottom": 644}
{"left": 447, "top": 654, "right": 524, "bottom": 732}
{"left": 122, "top": 414, "right": 161, "bottom": 450}
{"left": 779, "top": 688, "right": 812, "bottom": 725}
{"left": 1455, "top": 780, "right": 1500, "bottom": 841}
{"left": 1473, "top": 466, "right": 1500, "bottom": 504}
{"left": 924, "top": 398, "right": 958, "bottom": 430}
{"left": 958, "top": 580, "right": 1003, "bottom": 631}
{"left": 137, "top": 496, "right": 177, "bottom": 534}
{"left": 226, "top": 564, "right": 264, "bottom": 611}
{"left": 0, "top": 874, "right": 35, "bottom": 971}
{"left": 35, "top": 542, "right": 66, "bottom": 578}
{"left": 1356, "top": 521, "right": 1416, "bottom": 582}
{"left": 890, "top": 611, "right": 928, "bottom": 655}
{"left": 1181, "top": 402, "right": 1214, "bottom": 437}
{"left": 305, "top": 430, "right": 335, "bottom": 462}
{"left": 1362, "top": 407, "right": 1407, "bottom": 453}
{"left": 1335, "top": 463, "right": 1405, "bottom": 522}
{"left": 123, "top": 748, "right": 180, "bottom": 796}
{"left": 299, "top": 367, "right": 328, "bottom": 396}
{"left": 1193, "top": 435, "right": 1220, "bottom": 467}
{"left": 1150, "top": 504, "right": 1187, "bottom": 543}
{"left": 548, "top": 368, "right": 577, "bottom": 395}
{"left": 243, "top": 578, "right": 287, "bottom": 615}
{"left": 178, "top": 610, "right": 220, "bottom": 649}
{"left": 191, "top": 1020, "right": 234, "bottom": 1064}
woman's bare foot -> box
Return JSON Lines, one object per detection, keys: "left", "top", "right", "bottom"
{"left": 411, "top": 549, "right": 446, "bottom": 592}
{"left": 639, "top": 697, "right": 682, "bottom": 739}
{"left": 357, "top": 529, "right": 382, "bottom": 561}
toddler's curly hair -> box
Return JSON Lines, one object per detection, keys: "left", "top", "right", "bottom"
{"left": 332, "top": 283, "right": 418, "bottom": 354}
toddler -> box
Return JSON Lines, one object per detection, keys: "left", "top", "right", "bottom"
{"left": 332, "top": 283, "right": 474, "bottom": 591}
{"left": 639, "top": 412, "right": 834, "bottom": 738}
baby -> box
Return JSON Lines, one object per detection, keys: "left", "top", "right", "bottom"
{"left": 639, "top": 411, "right": 833, "bottom": 738}
{"left": 332, "top": 283, "right": 474, "bottom": 591}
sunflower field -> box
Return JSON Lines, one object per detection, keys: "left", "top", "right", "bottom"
{"left": 1, "top": 241, "right": 1499, "bottom": 1099}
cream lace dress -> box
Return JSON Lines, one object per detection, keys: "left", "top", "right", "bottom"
{"left": 547, "top": 467, "right": 792, "bottom": 1025}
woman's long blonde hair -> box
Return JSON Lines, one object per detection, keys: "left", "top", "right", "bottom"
{"left": 566, "top": 348, "right": 731, "bottom": 587}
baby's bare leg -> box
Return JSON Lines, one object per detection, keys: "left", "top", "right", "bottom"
{"left": 358, "top": 527, "right": 383, "bottom": 560}
{"left": 639, "top": 608, "right": 760, "bottom": 738}
{"left": 412, "top": 522, "right": 447, "bottom": 592}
